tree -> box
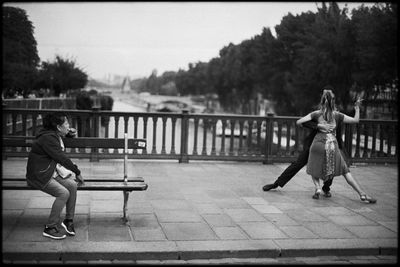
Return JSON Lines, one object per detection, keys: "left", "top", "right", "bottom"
{"left": 275, "top": 3, "right": 356, "bottom": 114}
{"left": 145, "top": 69, "right": 161, "bottom": 94}
{"left": 36, "top": 55, "right": 88, "bottom": 96}
{"left": 254, "top": 28, "right": 292, "bottom": 115}
{"left": 2, "top": 6, "right": 40, "bottom": 97}
{"left": 134, "top": 3, "right": 397, "bottom": 117}
{"left": 351, "top": 3, "right": 397, "bottom": 110}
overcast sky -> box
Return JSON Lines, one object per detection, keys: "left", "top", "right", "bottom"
{"left": 5, "top": 2, "right": 372, "bottom": 80}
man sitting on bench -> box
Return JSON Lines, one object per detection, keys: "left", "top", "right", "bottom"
{"left": 26, "top": 112, "right": 84, "bottom": 240}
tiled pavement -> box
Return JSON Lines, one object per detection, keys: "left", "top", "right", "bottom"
{"left": 2, "top": 158, "right": 398, "bottom": 263}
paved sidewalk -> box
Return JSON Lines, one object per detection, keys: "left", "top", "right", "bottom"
{"left": 2, "top": 158, "right": 398, "bottom": 262}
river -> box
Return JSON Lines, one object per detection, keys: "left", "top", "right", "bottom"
{"left": 108, "top": 98, "right": 245, "bottom": 155}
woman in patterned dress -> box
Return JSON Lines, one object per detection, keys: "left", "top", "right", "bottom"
{"left": 296, "top": 89, "right": 376, "bottom": 203}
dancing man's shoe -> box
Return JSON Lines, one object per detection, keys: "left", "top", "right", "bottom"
{"left": 262, "top": 183, "right": 278, "bottom": 191}
{"left": 323, "top": 190, "right": 332, "bottom": 198}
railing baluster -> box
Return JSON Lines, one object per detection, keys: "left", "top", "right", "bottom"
{"left": 371, "top": 123, "right": 377, "bottom": 157}
{"left": 133, "top": 117, "right": 138, "bottom": 139}
{"left": 113, "top": 116, "right": 120, "bottom": 154}
{"left": 142, "top": 117, "right": 148, "bottom": 155}
{"left": 103, "top": 116, "right": 110, "bottom": 154}
{"left": 229, "top": 119, "right": 235, "bottom": 156}
{"left": 22, "top": 113, "right": 27, "bottom": 136}
{"left": 378, "top": 124, "right": 384, "bottom": 157}
{"left": 130, "top": 116, "right": 138, "bottom": 154}
{"left": 151, "top": 116, "right": 158, "bottom": 154}
{"left": 256, "top": 120, "right": 262, "bottom": 156}
{"left": 192, "top": 117, "right": 199, "bottom": 155}
{"left": 201, "top": 118, "right": 207, "bottom": 156}
{"left": 362, "top": 124, "right": 369, "bottom": 158}
{"left": 211, "top": 118, "right": 217, "bottom": 156}
{"left": 124, "top": 116, "right": 129, "bottom": 135}
{"left": 171, "top": 117, "right": 177, "bottom": 155}
{"left": 264, "top": 113, "right": 274, "bottom": 164}
{"left": 220, "top": 119, "right": 226, "bottom": 156}
{"left": 246, "top": 120, "right": 252, "bottom": 155}
{"left": 238, "top": 120, "right": 244, "bottom": 155}
{"left": 179, "top": 110, "right": 189, "bottom": 163}
{"left": 277, "top": 122, "right": 282, "bottom": 156}
{"left": 114, "top": 116, "right": 120, "bottom": 138}
{"left": 161, "top": 117, "right": 167, "bottom": 154}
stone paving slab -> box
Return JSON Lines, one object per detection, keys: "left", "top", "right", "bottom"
{"left": 274, "top": 238, "right": 379, "bottom": 257}
{"left": 2, "top": 159, "right": 398, "bottom": 261}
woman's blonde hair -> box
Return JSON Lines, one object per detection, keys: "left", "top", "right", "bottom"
{"left": 319, "top": 89, "right": 336, "bottom": 123}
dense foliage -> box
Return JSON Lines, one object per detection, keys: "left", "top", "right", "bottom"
{"left": 3, "top": 6, "right": 88, "bottom": 98}
{"left": 139, "top": 3, "right": 397, "bottom": 115}
{"left": 35, "top": 55, "right": 88, "bottom": 97}
{"left": 2, "top": 6, "right": 40, "bottom": 97}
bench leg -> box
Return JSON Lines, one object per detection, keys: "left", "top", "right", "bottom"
{"left": 122, "top": 191, "right": 130, "bottom": 223}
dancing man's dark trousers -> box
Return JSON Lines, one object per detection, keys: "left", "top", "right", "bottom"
{"left": 274, "top": 148, "right": 333, "bottom": 191}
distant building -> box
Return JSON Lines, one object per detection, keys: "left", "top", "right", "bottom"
{"left": 121, "top": 76, "right": 131, "bottom": 92}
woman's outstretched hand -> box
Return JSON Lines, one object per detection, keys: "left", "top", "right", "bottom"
{"left": 354, "top": 97, "right": 363, "bottom": 109}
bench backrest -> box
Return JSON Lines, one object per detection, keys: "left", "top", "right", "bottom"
{"left": 2, "top": 136, "right": 146, "bottom": 149}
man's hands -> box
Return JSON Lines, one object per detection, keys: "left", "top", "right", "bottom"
{"left": 318, "top": 123, "right": 335, "bottom": 133}
{"left": 75, "top": 174, "right": 85, "bottom": 186}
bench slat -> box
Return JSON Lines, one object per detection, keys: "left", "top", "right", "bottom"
{"left": 2, "top": 180, "right": 148, "bottom": 191}
{"left": 2, "top": 136, "right": 147, "bottom": 149}
{"left": 2, "top": 177, "right": 145, "bottom": 183}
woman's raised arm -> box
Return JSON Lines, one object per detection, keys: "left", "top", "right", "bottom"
{"left": 343, "top": 98, "right": 361, "bottom": 124}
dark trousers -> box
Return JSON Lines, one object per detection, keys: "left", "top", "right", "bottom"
{"left": 275, "top": 148, "right": 333, "bottom": 191}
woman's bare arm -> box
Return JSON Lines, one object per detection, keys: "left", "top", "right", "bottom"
{"left": 343, "top": 101, "right": 360, "bottom": 124}
{"left": 296, "top": 113, "right": 312, "bottom": 126}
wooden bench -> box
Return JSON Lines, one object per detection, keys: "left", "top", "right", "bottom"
{"left": 2, "top": 134, "right": 148, "bottom": 222}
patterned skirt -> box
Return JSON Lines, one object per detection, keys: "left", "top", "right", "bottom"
{"left": 306, "top": 132, "right": 349, "bottom": 181}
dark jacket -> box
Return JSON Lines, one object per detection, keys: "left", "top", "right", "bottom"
{"left": 26, "top": 129, "right": 81, "bottom": 190}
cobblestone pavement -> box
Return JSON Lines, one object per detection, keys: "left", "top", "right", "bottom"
{"left": 2, "top": 158, "right": 398, "bottom": 262}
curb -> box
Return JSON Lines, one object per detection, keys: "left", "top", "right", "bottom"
{"left": 2, "top": 241, "right": 397, "bottom": 261}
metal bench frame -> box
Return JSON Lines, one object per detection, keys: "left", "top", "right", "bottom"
{"left": 2, "top": 134, "right": 148, "bottom": 222}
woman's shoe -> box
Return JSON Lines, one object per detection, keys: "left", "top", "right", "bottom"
{"left": 360, "top": 194, "right": 377, "bottom": 204}
{"left": 312, "top": 190, "right": 321, "bottom": 199}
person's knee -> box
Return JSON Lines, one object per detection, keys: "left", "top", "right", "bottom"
{"left": 69, "top": 180, "right": 78, "bottom": 192}
{"left": 58, "top": 189, "right": 70, "bottom": 202}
